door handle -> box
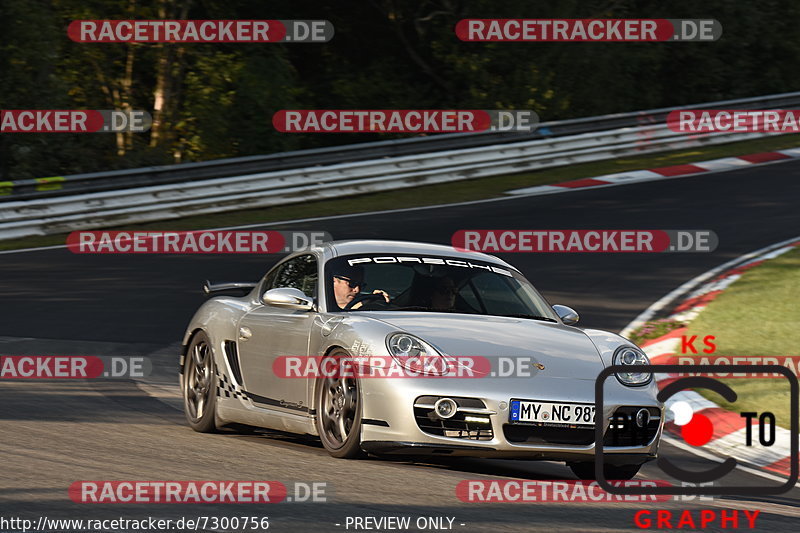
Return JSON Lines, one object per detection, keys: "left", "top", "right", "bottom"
{"left": 239, "top": 326, "right": 252, "bottom": 341}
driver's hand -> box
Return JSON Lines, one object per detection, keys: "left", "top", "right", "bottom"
{"left": 351, "top": 289, "right": 390, "bottom": 310}
{"left": 372, "top": 289, "right": 390, "bottom": 303}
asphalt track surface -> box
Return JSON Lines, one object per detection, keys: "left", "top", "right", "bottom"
{"left": 1, "top": 159, "right": 800, "bottom": 532}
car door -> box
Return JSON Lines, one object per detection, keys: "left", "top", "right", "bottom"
{"left": 236, "top": 254, "right": 318, "bottom": 415}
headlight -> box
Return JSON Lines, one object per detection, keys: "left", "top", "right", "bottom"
{"left": 386, "top": 333, "right": 448, "bottom": 375}
{"left": 613, "top": 346, "right": 652, "bottom": 386}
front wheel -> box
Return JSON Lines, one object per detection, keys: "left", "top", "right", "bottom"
{"left": 315, "top": 350, "right": 364, "bottom": 458}
{"left": 569, "top": 462, "right": 642, "bottom": 480}
{"left": 182, "top": 331, "right": 218, "bottom": 433}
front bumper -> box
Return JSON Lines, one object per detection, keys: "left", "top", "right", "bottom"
{"left": 358, "top": 375, "right": 663, "bottom": 463}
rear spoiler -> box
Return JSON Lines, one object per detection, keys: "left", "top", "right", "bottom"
{"left": 203, "top": 280, "right": 257, "bottom": 295}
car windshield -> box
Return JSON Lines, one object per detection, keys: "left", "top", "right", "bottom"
{"left": 325, "top": 254, "right": 559, "bottom": 321}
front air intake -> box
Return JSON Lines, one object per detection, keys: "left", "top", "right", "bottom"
{"left": 603, "top": 406, "right": 661, "bottom": 446}
{"left": 414, "top": 396, "right": 494, "bottom": 441}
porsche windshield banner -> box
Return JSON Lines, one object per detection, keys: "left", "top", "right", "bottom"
{"left": 345, "top": 255, "right": 516, "bottom": 276}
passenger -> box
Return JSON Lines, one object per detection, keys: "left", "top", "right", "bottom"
{"left": 411, "top": 276, "right": 458, "bottom": 311}
{"left": 429, "top": 277, "right": 458, "bottom": 311}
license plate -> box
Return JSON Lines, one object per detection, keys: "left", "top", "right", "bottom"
{"left": 509, "top": 399, "right": 595, "bottom": 426}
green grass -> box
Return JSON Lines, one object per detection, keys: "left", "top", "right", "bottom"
{"left": 3, "top": 132, "right": 800, "bottom": 251}
{"left": 683, "top": 246, "right": 800, "bottom": 428}
{"left": 628, "top": 318, "right": 687, "bottom": 346}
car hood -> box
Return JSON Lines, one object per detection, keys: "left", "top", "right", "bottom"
{"left": 361, "top": 312, "right": 605, "bottom": 379}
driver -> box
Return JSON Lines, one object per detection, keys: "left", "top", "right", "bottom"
{"left": 332, "top": 265, "right": 390, "bottom": 310}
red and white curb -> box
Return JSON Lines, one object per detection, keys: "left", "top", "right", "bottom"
{"left": 507, "top": 147, "right": 800, "bottom": 195}
{"left": 631, "top": 240, "right": 800, "bottom": 477}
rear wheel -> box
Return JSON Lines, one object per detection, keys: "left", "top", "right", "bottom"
{"left": 569, "top": 462, "right": 642, "bottom": 480}
{"left": 182, "top": 331, "right": 218, "bottom": 433}
{"left": 315, "top": 349, "right": 364, "bottom": 458}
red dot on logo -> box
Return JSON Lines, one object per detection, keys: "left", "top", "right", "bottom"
{"left": 681, "top": 413, "right": 714, "bottom": 446}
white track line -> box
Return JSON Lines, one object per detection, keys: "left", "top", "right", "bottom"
{"left": 619, "top": 235, "right": 800, "bottom": 338}
{"left": 622, "top": 238, "right": 800, "bottom": 486}
{"left": 663, "top": 435, "right": 799, "bottom": 488}
{"left": 2, "top": 151, "right": 800, "bottom": 256}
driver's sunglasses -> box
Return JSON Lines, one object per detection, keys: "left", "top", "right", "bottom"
{"left": 334, "top": 276, "right": 364, "bottom": 289}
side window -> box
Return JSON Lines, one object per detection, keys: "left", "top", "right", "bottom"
{"left": 273, "top": 255, "right": 318, "bottom": 297}
{"left": 261, "top": 265, "right": 281, "bottom": 293}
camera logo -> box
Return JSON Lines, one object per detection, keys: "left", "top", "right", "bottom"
{"left": 595, "top": 364, "right": 798, "bottom": 496}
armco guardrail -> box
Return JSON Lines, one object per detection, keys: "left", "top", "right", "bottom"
{"left": 4, "top": 91, "right": 800, "bottom": 202}
{"left": 0, "top": 121, "right": 789, "bottom": 240}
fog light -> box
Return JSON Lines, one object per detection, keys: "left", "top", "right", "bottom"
{"left": 434, "top": 398, "right": 458, "bottom": 419}
{"left": 635, "top": 408, "right": 650, "bottom": 428}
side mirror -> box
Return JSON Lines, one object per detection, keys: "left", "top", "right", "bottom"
{"left": 262, "top": 288, "right": 314, "bottom": 311}
{"left": 553, "top": 304, "right": 579, "bottom": 325}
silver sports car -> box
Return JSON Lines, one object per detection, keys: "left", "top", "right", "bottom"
{"left": 180, "top": 240, "right": 662, "bottom": 479}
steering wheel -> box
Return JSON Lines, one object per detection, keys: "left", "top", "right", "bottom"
{"left": 344, "top": 293, "right": 388, "bottom": 310}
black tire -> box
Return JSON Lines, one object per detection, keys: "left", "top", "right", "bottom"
{"left": 569, "top": 462, "right": 642, "bottom": 481}
{"left": 182, "top": 331, "right": 218, "bottom": 433}
{"left": 315, "top": 349, "right": 365, "bottom": 458}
